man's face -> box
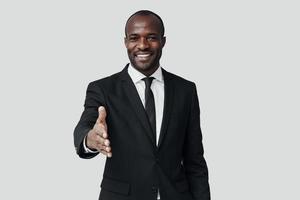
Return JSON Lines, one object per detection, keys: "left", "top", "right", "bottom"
{"left": 125, "top": 15, "right": 166, "bottom": 76}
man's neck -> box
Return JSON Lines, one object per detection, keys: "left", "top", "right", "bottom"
{"left": 139, "top": 65, "right": 160, "bottom": 77}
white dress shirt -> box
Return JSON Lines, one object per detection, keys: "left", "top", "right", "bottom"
{"left": 127, "top": 64, "right": 164, "bottom": 145}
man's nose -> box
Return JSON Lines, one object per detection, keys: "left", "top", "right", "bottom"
{"left": 137, "top": 38, "right": 149, "bottom": 50}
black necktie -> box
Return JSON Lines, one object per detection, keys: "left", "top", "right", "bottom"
{"left": 142, "top": 77, "right": 156, "bottom": 140}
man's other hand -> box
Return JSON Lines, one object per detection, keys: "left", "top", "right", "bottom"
{"left": 86, "top": 106, "right": 112, "bottom": 157}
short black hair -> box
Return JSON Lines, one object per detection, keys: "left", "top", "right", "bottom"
{"left": 125, "top": 10, "right": 165, "bottom": 37}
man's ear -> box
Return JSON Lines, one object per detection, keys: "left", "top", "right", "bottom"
{"left": 161, "top": 36, "right": 166, "bottom": 48}
{"left": 124, "top": 37, "right": 128, "bottom": 48}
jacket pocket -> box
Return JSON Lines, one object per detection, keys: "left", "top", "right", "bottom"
{"left": 101, "top": 177, "right": 130, "bottom": 196}
{"left": 175, "top": 179, "right": 189, "bottom": 193}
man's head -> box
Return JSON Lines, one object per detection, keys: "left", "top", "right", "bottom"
{"left": 124, "top": 10, "right": 166, "bottom": 76}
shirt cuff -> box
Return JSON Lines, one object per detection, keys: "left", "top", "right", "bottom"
{"left": 83, "top": 135, "right": 99, "bottom": 153}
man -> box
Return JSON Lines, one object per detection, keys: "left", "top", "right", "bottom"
{"left": 74, "top": 10, "right": 210, "bottom": 200}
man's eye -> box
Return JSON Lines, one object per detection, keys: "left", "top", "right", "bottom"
{"left": 148, "top": 36, "right": 157, "bottom": 41}
{"left": 129, "top": 37, "right": 138, "bottom": 41}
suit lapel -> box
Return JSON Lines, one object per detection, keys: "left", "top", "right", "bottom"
{"left": 120, "top": 64, "right": 156, "bottom": 146}
{"left": 158, "top": 68, "right": 174, "bottom": 148}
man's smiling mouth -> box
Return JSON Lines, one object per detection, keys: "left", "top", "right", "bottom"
{"left": 135, "top": 53, "right": 152, "bottom": 61}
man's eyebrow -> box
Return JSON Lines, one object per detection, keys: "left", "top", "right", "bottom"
{"left": 147, "top": 33, "right": 159, "bottom": 36}
{"left": 128, "top": 34, "right": 139, "bottom": 37}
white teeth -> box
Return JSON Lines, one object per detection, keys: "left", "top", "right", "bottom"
{"left": 136, "top": 54, "right": 150, "bottom": 57}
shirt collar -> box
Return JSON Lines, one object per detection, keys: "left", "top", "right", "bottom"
{"left": 128, "top": 63, "right": 164, "bottom": 84}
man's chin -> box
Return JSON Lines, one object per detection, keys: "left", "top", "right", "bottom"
{"left": 132, "top": 62, "right": 152, "bottom": 72}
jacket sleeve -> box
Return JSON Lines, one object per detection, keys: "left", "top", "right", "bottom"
{"left": 183, "top": 83, "right": 210, "bottom": 200}
{"left": 73, "top": 82, "right": 106, "bottom": 159}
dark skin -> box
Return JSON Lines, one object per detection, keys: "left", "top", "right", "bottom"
{"left": 86, "top": 14, "right": 166, "bottom": 157}
{"left": 125, "top": 15, "right": 166, "bottom": 76}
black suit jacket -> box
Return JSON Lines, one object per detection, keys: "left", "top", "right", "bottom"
{"left": 74, "top": 64, "right": 210, "bottom": 200}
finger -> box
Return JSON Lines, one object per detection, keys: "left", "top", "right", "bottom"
{"left": 104, "top": 139, "right": 110, "bottom": 146}
{"left": 97, "top": 106, "right": 107, "bottom": 123}
{"left": 97, "top": 139, "right": 110, "bottom": 147}
{"left": 97, "top": 143, "right": 111, "bottom": 152}
{"left": 95, "top": 137, "right": 110, "bottom": 148}
{"left": 102, "top": 131, "right": 108, "bottom": 139}
{"left": 100, "top": 150, "right": 112, "bottom": 158}
{"left": 105, "top": 146, "right": 111, "bottom": 152}
{"left": 99, "top": 149, "right": 112, "bottom": 158}
{"left": 95, "top": 136, "right": 108, "bottom": 145}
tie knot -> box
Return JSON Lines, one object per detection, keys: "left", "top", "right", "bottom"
{"left": 142, "top": 77, "right": 155, "bottom": 88}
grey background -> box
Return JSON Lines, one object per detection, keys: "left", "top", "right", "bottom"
{"left": 0, "top": 0, "right": 299, "bottom": 199}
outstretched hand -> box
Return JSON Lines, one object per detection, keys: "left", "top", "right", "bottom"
{"left": 86, "top": 106, "right": 112, "bottom": 157}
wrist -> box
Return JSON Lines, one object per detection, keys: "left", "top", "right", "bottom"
{"left": 83, "top": 135, "right": 98, "bottom": 153}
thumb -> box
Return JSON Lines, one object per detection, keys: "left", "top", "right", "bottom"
{"left": 97, "top": 106, "right": 107, "bottom": 123}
